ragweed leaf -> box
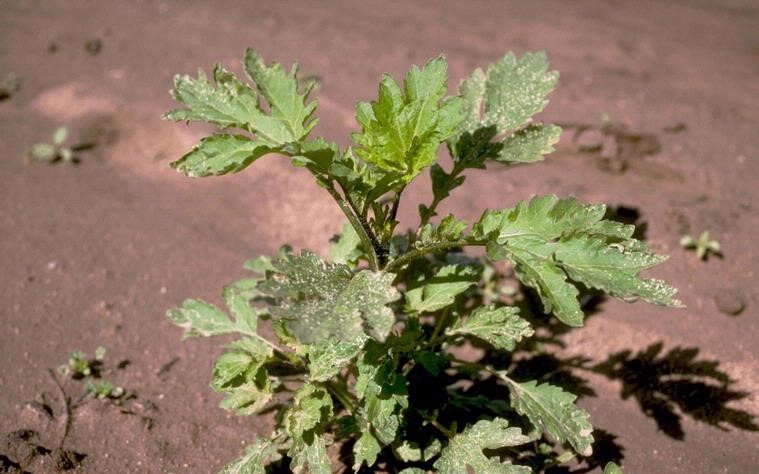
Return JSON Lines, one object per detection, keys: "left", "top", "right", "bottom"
{"left": 166, "top": 50, "right": 319, "bottom": 177}
{"left": 168, "top": 279, "right": 263, "bottom": 338}
{"left": 219, "top": 437, "right": 282, "bottom": 474}
{"left": 405, "top": 264, "right": 478, "bottom": 313}
{"left": 170, "top": 134, "right": 276, "bottom": 177}
{"left": 330, "top": 221, "right": 365, "bottom": 266}
{"left": 353, "top": 342, "right": 408, "bottom": 471}
{"left": 418, "top": 214, "right": 469, "bottom": 246}
{"left": 52, "top": 126, "right": 69, "bottom": 146}
{"left": 459, "top": 52, "right": 558, "bottom": 134}
{"left": 290, "top": 434, "right": 331, "bottom": 474}
{"left": 223, "top": 278, "right": 263, "bottom": 334}
{"left": 167, "top": 299, "right": 234, "bottom": 338}
{"left": 258, "top": 251, "right": 400, "bottom": 343}
{"left": 286, "top": 384, "right": 333, "bottom": 437}
{"left": 496, "top": 123, "right": 562, "bottom": 164}
{"left": 448, "top": 52, "right": 560, "bottom": 172}
{"left": 434, "top": 418, "right": 533, "bottom": 473}
{"left": 308, "top": 336, "right": 366, "bottom": 382}
{"left": 165, "top": 65, "right": 265, "bottom": 131}
{"left": 353, "top": 56, "right": 464, "bottom": 185}
{"left": 213, "top": 338, "right": 274, "bottom": 415}
{"left": 447, "top": 305, "right": 533, "bottom": 351}
{"left": 243, "top": 48, "right": 319, "bottom": 143}
{"left": 506, "top": 379, "right": 594, "bottom": 456}
{"left": 479, "top": 195, "right": 681, "bottom": 326}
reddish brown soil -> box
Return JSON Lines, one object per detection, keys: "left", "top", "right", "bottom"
{"left": 2, "top": 1, "right": 759, "bottom": 473}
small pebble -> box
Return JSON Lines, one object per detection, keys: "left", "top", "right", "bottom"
{"left": 47, "top": 260, "right": 57, "bottom": 270}
{"left": 714, "top": 289, "right": 746, "bottom": 316}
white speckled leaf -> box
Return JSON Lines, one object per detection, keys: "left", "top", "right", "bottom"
{"left": 258, "top": 251, "right": 400, "bottom": 344}
{"left": 170, "top": 134, "right": 275, "bottom": 177}
{"left": 496, "top": 123, "right": 562, "bottom": 164}
{"left": 218, "top": 437, "right": 282, "bottom": 474}
{"left": 478, "top": 195, "right": 681, "bottom": 326}
{"left": 506, "top": 379, "right": 594, "bottom": 456}
{"left": 308, "top": 336, "right": 366, "bottom": 382}
{"left": 434, "top": 418, "right": 533, "bottom": 473}
{"left": 447, "top": 305, "right": 533, "bottom": 351}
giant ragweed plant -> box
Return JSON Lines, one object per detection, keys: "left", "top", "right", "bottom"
{"left": 165, "top": 49, "right": 679, "bottom": 474}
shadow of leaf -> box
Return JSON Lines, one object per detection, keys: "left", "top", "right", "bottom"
{"left": 590, "top": 342, "right": 759, "bottom": 440}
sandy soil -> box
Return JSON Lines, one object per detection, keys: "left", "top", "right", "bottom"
{"left": 2, "top": 0, "right": 759, "bottom": 472}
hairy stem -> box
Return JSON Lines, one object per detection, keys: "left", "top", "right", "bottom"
{"left": 385, "top": 239, "right": 483, "bottom": 272}
{"left": 325, "top": 182, "right": 381, "bottom": 271}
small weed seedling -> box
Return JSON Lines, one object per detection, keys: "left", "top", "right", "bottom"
{"left": 29, "top": 126, "right": 78, "bottom": 164}
{"left": 58, "top": 347, "right": 124, "bottom": 399}
{"left": 165, "top": 49, "right": 680, "bottom": 473}
{"left": 680, "top": 231, "right": 721, "bottom": 261}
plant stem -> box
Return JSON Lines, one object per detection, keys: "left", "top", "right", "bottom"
{"left": 325, "top": 380, "right": 356, "bottom": 414}
{"left": 325, "top": 182, "right": 381, "bottom": 271}
{"left": 418, "top": 409, "right": 455, "bottom": 438}
{"left": 429, "top": 307, "right": 452, "bottom": 346}
{"left": 418, "top": 162, "right": 465, "bottom": 230}
{"left": 385, "top": 239, "right": 483, "bottom": 272}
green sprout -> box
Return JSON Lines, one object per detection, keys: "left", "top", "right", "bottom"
{"left": 85, "top": 380, "right": 125, "bottom": 399}
{"left": 28, "top": 126, "right": 76, "bottom": 163}
{"left": 57, "top": 346, "right": 124, "bottom": 399}
{"left": 680, "top": 231, "right": 721, "bottom": 260}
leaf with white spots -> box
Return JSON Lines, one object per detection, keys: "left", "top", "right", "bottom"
{"left": 506, "top": 379, "right": 594, "bottom": 456}
{"left": 434, "top": 418, "right": 533, "bottom": 473}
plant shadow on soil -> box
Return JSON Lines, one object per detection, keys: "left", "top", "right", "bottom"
{"left": 473, "top": 288, "right": 759, "bottom": 472}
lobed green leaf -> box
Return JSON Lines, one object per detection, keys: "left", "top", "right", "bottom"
{"left": 434, "top": 418, "right": 533, "bottom": 473}
{"left": 506, "top": 379, "right": 594, "bottom": 456}
{"left": 447, "top": 305, "right": 533, "bottom": 351}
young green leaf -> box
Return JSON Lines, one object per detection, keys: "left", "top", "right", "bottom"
{"left": 353, "top": 343, "right": 408, "bottom": 470}
{"left": 405, "top": 264, "right": 478, "bottom": 313}
{"left": 330, "top": 221, "right": 365, "bottom": 265}
{"left": 433, "top": 418, "right": 533, "bottom": 473}
{"left": 289, "top": 434, "right": 331, "bottom": 474}
{"left": 287, "top": 384, "right": 334, "bottom": 437}
{"left": 353, "top": 56, "right": 464, "bottom": 186}
{"left": 52, "top": 126, "right": 69, "bottom": 146}
{"left": 166, "top": 50, "right": 319, "bottom": 177}
{"left": 447, "top": 305, "right": 533, "bottom": 351}
{"left": 506, "top": 379, "right": 594, "bottom": 456}
{"left": 243, "top": 48, "right": 319, "bottom": 143}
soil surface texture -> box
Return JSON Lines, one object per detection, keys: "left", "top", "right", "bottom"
{"left": 2, "top": 1, "right": 759, "bottom": 473}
